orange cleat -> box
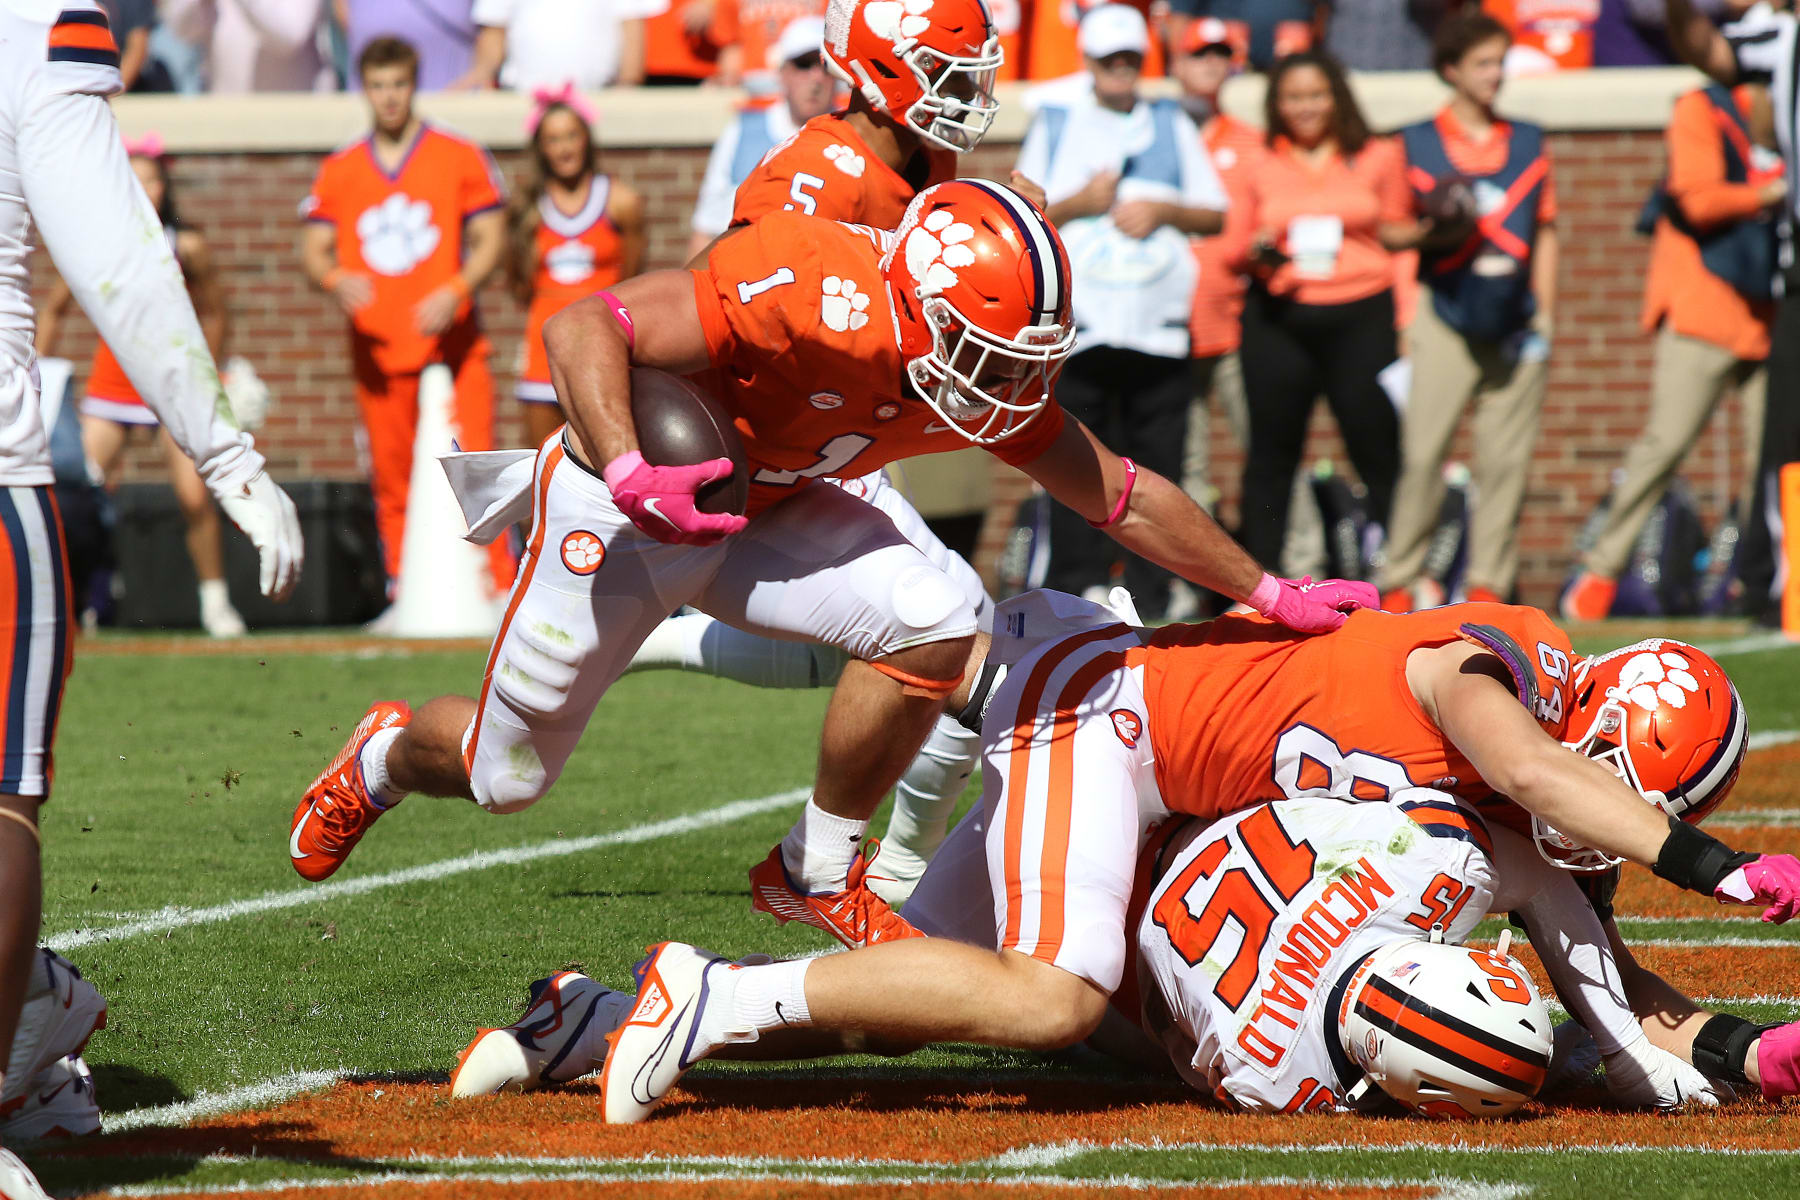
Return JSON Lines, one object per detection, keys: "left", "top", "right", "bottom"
{"left": 289, "top": 701, "right": 411, "bottom": 881}
{"left": 748, "top": 840, "right": 925, "bottom": 949}
{"left": 1560, "top": 572, "right": 1618, "bottom": 623}
{"left": 1464, "top": 586, "right": 1506, "bottom": 605}
{"left": 1379, "top": 588, "right": 1412, "bottom": 614}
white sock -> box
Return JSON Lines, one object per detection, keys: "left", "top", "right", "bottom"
{"left": 198, "top": 578, "right": 230, "bottom": 611}
{"left": 883, "top": 715, "right": 979, "bottom": 862}
{"left": 781, "top": 797, "right": 867, "bottom": 893}
{"left": 359, "top": 726, "right": 407, "bottom": 809}
{"left": 699, "top": 958, "right": 813, "bottom": 1048}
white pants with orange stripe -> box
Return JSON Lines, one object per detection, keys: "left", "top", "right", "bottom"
{"left": 462, "top": 433, "right": 979, "bottom": 813}
{"left": 965, "top": 622, "right": 1167, "bottom": 994}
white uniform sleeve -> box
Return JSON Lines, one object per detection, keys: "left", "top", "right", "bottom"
{"left": 1175, "top": 108, "right": 1228, "bottom": 212}
{"left": 691, "top": 121, "right": 743, "bottom": 236}
{"left": 1490, "top": 829, "right": 1641, "bottom": 1057}
{"left": 18, "top": 89, "right": 264, "bottom": 492}
{"left": 470, "top": 0, "right": 518, "bottom": 26}
{"left": 1722, "top": 4, "right": 1795, "bottom": 82}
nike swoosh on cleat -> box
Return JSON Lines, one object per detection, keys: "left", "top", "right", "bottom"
{"left": 289, "top": 806, "right": 316, "bottom": 860}
{"left": 642, "top": 497, "right": 680, "bottom": 530}
{"left": 36, "top": 1082, "right": 68, "bottom": 1105}
{"left": 630, "top": 997, "right": 692, "bottom": 1106}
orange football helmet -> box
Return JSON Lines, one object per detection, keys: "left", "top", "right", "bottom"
{"left": 881, "top": 179, "right": 1076, "bottom": 444}
{"left": 1536, "top": 638, "right": 1749, "bottom": 872}
{"left": 823, "top": 0, "right": 1002, "bottom": 152}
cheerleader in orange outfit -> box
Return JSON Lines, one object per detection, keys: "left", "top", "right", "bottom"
{"left": 504, "top": 85, "right": 646, "bottom": 448}
{"left": 34, "top": 134, "right": 247, "bottom": 637}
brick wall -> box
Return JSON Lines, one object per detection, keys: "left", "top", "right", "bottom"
{"left": 37, "top": 127, "right": 1758, "bottom": 610}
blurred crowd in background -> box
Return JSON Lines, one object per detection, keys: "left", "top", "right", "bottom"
{"left": 104, "top": 0, "right": 1759, "bottom": 96}
{"left": 49, "top": 0, "right": 1792, "bottom": 637}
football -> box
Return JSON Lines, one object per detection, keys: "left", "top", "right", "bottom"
{"left": 629, "top": 366, "right": 749, "bottom": 516}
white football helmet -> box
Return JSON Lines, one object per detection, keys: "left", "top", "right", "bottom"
{"left": 1336, "top": 934, "right": 1553, "bottom": 1119}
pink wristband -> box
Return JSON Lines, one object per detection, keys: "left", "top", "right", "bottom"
{"left": 1088, "top": 457, "right": 1138, "bottom": 528}
{"left": 596, "top": 289, "right": 635, "bottom": 350}
{"left": 1247, "top": 572, "right": 1282, "bottom": 616}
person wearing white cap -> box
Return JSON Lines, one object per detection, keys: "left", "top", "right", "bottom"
{"left": 1014, "top": 3, "right": 1231, "bottom": 618}
{"left": 687, "top": 16, "right": 835, "bottom": 256}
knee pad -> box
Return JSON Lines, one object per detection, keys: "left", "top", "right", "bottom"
{"left": 463, "top": 714, "right": 556, "bottom": 814}
{"left": 492, "top": 619, "right": 585, "bottom": 720}
{"left": 891, "top": 563, "right": 969, "bottom": 634}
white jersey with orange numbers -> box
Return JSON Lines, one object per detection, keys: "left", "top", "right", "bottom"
{"left": 0, "top": 0, "right": 263, "bottom": 489}
{"left": 1136, "top": 796, "right": 1498, "bottom": 1113}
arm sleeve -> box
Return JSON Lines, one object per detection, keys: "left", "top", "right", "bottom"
{"left": 692, "top": 123, "right": 743, "bottom": 236}
{"left": 19, "top": 90, "right": 263, "bottom": 491}
{"left": 1374, "top": 139, "right": 1412, "bottom": 224}
{"left": 1722, "top": 8, "right": 1792, "bottom": 82}
{"left": 462, "top": 143, "right": 507, "bottom": 218}
{"left": 1490, "top": 831, "right": 1643, "bottom": 1056}
{"left": 1667, "top": 92, "right": 1766, "bottom": 228}
{"left": 1175, "top": 111, "right": 1229, "bottom": 211}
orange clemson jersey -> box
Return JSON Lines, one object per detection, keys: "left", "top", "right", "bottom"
{"left": 729, "top": 114, "right": 956, "bottom": 230}
{"left": 1123, "top": 603, "right": 1576, "bottom": 827}
{"left": 521, "top": 178, "right": 626, "bottom": 399}
{"left": 690, "top": 211, "right": 1064, "bottom": 517}
{"left": 301, "top": 124, "right": 505, "bottom": 375}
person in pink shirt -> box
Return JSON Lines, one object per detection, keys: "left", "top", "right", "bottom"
{"left": 163, "top": 0, "right": 334, "bottom": 92}
{"left": 1226, "top": 50, "right": 1425, "bottom": 576}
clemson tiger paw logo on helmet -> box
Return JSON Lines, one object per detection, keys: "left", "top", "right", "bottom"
{"left": 904, "top": 209, "right": 977, "bottom": 293}
{"left": 822, "top": 144, "right": 865, "bottom": 177}
{"left": 820, "top": 276, "right": 871, "bottom": 332}
{"left": 1618, "top": 649, "right": 1701, "bottom": 710}
{"left": 863, "top": 0, "right": 935, "bottom": 42}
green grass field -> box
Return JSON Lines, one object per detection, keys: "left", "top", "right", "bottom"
{"left": 10, "top": 622, "right": 1800, "bottom": 1199}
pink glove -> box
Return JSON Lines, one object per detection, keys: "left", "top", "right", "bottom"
{"left": 602, "top": 451, "right": 748, "bottom": 546}
{"left": 1248, "top": 573, "right": 1380, "bottom": 635}
{"left": 1715, "top": 854, "right": 1800, "bottom": 924}
{"left": 1756, "top": 1021, "right": 1800, "bottom": 1100}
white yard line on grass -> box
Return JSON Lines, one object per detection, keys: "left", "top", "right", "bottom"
{"left": 987, "top": 1141, "right": 1800, "bottom": 1168}
{"left": 1697, "top": 631, "right": 1800, "bottom": 658}
{"left": 98, "top": 1168, "right": 1525, "bottom": 1199}
{"left": 47, "top": 787, "right": 808, "bottom": 953}
{"left": 1748, "top": 728, "right": 1800, "bottom": 750}
{"left": 101, "top": 1071, "right": 347, "bottom": 1135}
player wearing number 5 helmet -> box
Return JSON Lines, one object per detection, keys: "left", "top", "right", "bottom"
{"left": 725, "top": 0, "right": 1019, "bottom": 237}
{"left": 593, "top": 592, "right": 1800, "bottom": 1122}
{"left": 0, "top": 2, "right": 303, "bottom": 1192}
{"left": 290, "top": 184, "right": 1372, "bottom": 966}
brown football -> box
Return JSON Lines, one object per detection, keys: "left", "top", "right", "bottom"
{"left": 628, "top": 367, "right": 748, "bottom": 516}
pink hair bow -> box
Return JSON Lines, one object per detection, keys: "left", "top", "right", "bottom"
{"left": 122, "top": 131, "right": 165, "bottom": 159}
{"left": 526, "top": 81, "right": 597, "bottom": 134}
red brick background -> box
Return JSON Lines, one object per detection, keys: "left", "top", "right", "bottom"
{"left": 35, "top": 129, "right": 1756, "bottom": 610}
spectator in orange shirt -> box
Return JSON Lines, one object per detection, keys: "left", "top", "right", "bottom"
{"left": 1172, "top": 17, "right": 1325, "bottom": 595}
{"left": 1483, "top": 0, "right": 1599, "bottom": 73}
{"left": 1564, "top": 81, "right": 1783, "bottom": 618}
{"left": 35, "top": 136, "right": 249, "bottom": 637}
{"left": 714, "top": 0, "right": 823, "bottom": 91}
{"left": 1226, "top": 50, "right": 1423, "bottom": 576}
{"left": 299, "top": 37, "right": 512, "bottom": 598}
{"left": 505, "top": 86, "right": 646, "bottom": 448}
{"left": 1381, "top": 13, "right": 1559, "bottom": 612}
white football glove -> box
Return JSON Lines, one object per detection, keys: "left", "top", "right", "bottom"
{"left": 1603, "top": 1032, "right": 1736, "bottom": 1110}
{"left": 215, "top": 470, "right": 303, "bottom": 601}
{"left": 220, "top": 356, "right": 270, "bottom": 432}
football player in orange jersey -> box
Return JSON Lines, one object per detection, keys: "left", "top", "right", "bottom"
{"left": 724, "top": 0, "right": 1043, "bottom": 236}
{"left": 597, "top": 594, "right": 1800, "bottom": 1123}
{"left": 289, "top": 181, "right": 1375, "bottom": 950}
{"left": 504, "top": 85, "right": 645, "bottom": 449}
